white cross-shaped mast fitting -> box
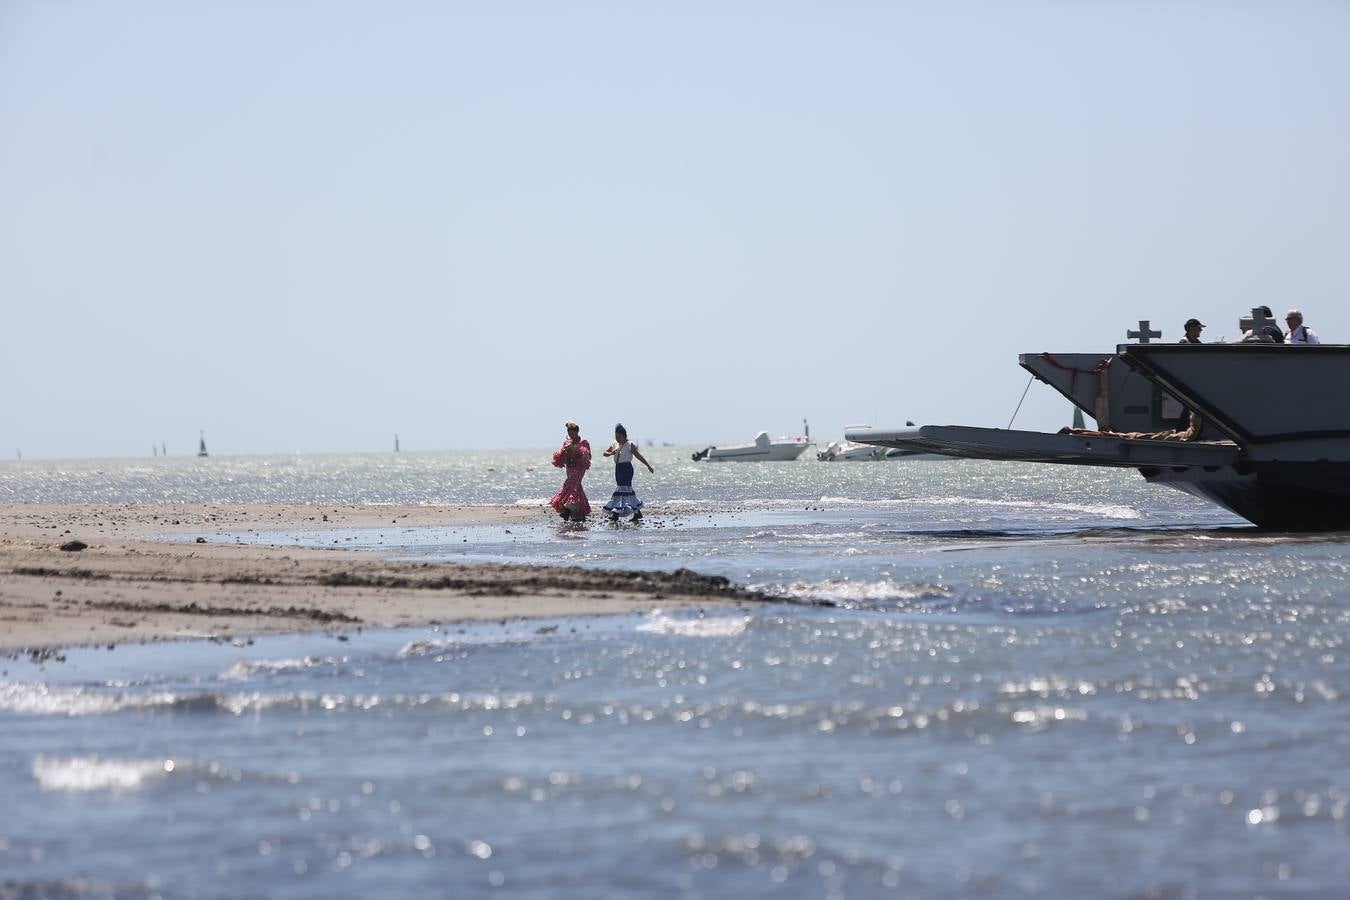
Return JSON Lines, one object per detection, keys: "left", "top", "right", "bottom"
{"left": 1127, "top": 320, "right": 1161, "bottom": 343}
{"left": 1241, "top": 307, "right": 1278, "bottom": 337}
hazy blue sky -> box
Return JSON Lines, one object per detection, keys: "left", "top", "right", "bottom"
{"left": 4, "top": 1, "right": 1347, "bottom": 458}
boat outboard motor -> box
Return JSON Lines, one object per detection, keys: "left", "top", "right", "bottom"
{"left": 691, "top": 447, "right": 712, "bottom": 461}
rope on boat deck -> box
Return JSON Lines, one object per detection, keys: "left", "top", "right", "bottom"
{"left": 1006, "top": 373, "right": 1035, "bottom": 430}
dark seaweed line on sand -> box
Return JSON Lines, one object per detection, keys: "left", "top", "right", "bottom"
{"left": 12, "top": 566, "right": 112, "bottom": 580}
{"left": 79, "top": 598, "right": 361, "bottom": 624}
{"left": 315, "top": 566, "right": 786, "bottom": 602}
{"left": 9, "top": 563, "right": 816, "bottom": 607}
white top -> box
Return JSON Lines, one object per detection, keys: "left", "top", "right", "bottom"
{"left": 615, "top": 441, "right": 633, "bottom": 463}
{"left": 1288, "top": 324, "right": 1321, "bottom": 344}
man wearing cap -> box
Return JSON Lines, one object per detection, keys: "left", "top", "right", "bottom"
{"left": 1179, "top": 318, "right": 1205, "bottom": 344}
{"left": 1285, "top": 309, "right": 1321, "bottom": 344}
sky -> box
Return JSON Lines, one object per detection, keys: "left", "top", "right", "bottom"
{"left": 3, "top": 0, "right": 1348, "bottom": 459}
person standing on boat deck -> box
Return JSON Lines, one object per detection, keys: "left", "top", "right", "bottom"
{"left": 603, "top": 424, "right": 654, "bottom": 522}
{"left": 1180, "top": 318, "right": 1205, "bottom": 343}
{"left": 1167, "top": 317, "right": 1205, "bottom": 418}
{"left": 1285, "top": 309, "right": 1321, "bottom": 344}
{"left": 550, "top": 421, "right": 591, "bottom": 521}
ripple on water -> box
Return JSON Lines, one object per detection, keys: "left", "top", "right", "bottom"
{"left": 217, "top": 656, "right": 345, "bottom": 680}
{"left": 635, "top": 613, "right": 751, "bottom": 638}
{"left": 30, "top": 754, "right": 295, "bottom": 797}
{"left": 31, "top": 755, "right": 175, "bottom": 793}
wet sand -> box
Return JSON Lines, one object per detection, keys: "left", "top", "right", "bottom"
{"left": 0, "top": 503, "right": 773, "bottom": 654}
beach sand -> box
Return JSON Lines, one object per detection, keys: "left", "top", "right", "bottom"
{"left": 0, "top": 503, "right": 770, "bottom": 655}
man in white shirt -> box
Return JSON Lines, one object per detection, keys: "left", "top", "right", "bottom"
{"left": 1285, "top": 309, "right": 1321, "bottom": 344}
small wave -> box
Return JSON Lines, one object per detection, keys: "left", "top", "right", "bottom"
{"left": 218, "top": 656, "right": 343, "bottom": 680}
{"left": 742, "top": 528, "right": 875, "bottom": 544}
{"left": 814, "top": 496, "right": 935, "bottom": 507}
{"left": 805, "top": 532, "right": 871, "bottom": 542}
{"left": 0, "top": 683, "right": 325, "bottom": 717}
{"left": 399, "top": 633, "right": 542, "bottom": 657}
{"left": 1009, "top": 705, "right": 1090, "bottom": 728}
{"left": 512, "top": 497, "right": 550, "bottom": 506}
{"left": 0, "top": 878, "right": 162, "bottom": 899}
{"left": 636, "top": 612, "right": 751, "bottom": 638}
{"left": 0, "top": 683, "right": 187, "bottom": 717}
{"left": 919, "top": 496, "right": 1144, "bottom": 520}
{"left": 777, "top": 579, "right": 954, "bottom": 608}
{"left": 998, "top": 676, "right": 1100, "bottom": 699}
{"left": 3, "top": 681, "right": 542, "bottom": 717}
{"left": 31, "top": 755, "right": 175, "bottom": 793}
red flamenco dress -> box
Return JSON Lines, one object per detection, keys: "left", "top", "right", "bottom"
{"left": 549, "top": 438, "right": 592, "bottom": 519}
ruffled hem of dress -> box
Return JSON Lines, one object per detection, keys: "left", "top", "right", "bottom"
{"left": 550, "top": 489, "right": 591, "bottom": 517}
{"left": 603, "top": 489, "right": 644, "bottom": 514}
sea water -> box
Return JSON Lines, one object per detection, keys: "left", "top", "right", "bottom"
{"left": 2, "top": 450, "right": 1348, "bottom": 898}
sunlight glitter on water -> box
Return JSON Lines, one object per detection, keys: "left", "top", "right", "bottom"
{"left": 5, "top": 453, "right": 1350, "bottom": 897}
{"left": 5, "top": 604, "right": 1348, "bottom": 897}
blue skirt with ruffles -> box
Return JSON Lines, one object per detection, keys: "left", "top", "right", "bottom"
{"left": 603, "top": 462, "right": 644, "bottom": 514}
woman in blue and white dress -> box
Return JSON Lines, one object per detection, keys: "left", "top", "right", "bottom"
{"left": 602, "top": 424, "right": 654, "bottom": 521}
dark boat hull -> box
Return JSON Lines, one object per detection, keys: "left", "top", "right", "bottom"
{"left": 1147, "top": 462, "right": 1350, "bottom": 531}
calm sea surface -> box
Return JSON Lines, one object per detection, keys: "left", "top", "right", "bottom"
{"left": 3, "top": 450, "right": 1348, "bottom": 898}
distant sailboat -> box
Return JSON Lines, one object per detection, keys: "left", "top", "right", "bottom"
{"left": 198, "top": 431, "right": 209, "bottom": 458}
{"left": 395, "top": 433, "right": 400, "bottom": 452}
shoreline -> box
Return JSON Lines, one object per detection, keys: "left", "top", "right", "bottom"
{"left": 0, "top": 502, "right": 778, "bottom": 655}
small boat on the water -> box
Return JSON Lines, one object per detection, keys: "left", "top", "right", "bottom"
{"left": 819, "top": 422, "right": 947, "bottom": 460}
{"left": 817, "top": 440, "right": 885, "bottom": 462}
{"left": 692, "top": 430, "right": 813, "bottom": 462}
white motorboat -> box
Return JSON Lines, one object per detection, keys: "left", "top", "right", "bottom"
{"left": 819, "top": 423, "right": 946, "bottom": 460}
{"left": 817, "top": 440, "right": 885, "bottom": 461}
{"left": 692, "top": 431, "right": 813, "bottom": 462}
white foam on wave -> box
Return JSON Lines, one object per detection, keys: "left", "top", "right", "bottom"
{"left": 0, "top": 683, "right": 183, "bottom": 717}
{"left": 513, "top": 497, "right": 550, "bottom": 507}
{"left": 398, "top": 633, "right": 542, "bottom": 657}
{"left": 920, "top": 496, "right": 1143, "bottom": 520}
{"left": 647, "top": 497, "right": 710, "bottom": 511}
{"left": 0, "top": 682, "right": 304, "bottom": 717}
{"left": 743, "top": 529, "right": 875, "bottom": 544}
{"left": 215, "top": 691, "right": 319, "bottom": 715}
{"left": 218, "top": 656, "right": 343, "bottom": 680}
{"left": 636, "top": 611, "right": 751, "bottom": 638}
{"left": 797, "top": 531, "right": 874, "bottom": 542}
{"left": 778, "top": 579, "right": 953, "bottom": 606}
{"left": 652, "top": 494, "right": 1143, "bottom": 521}
{"left": 31, "top": 755, "right": 176, "bottom": 793}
